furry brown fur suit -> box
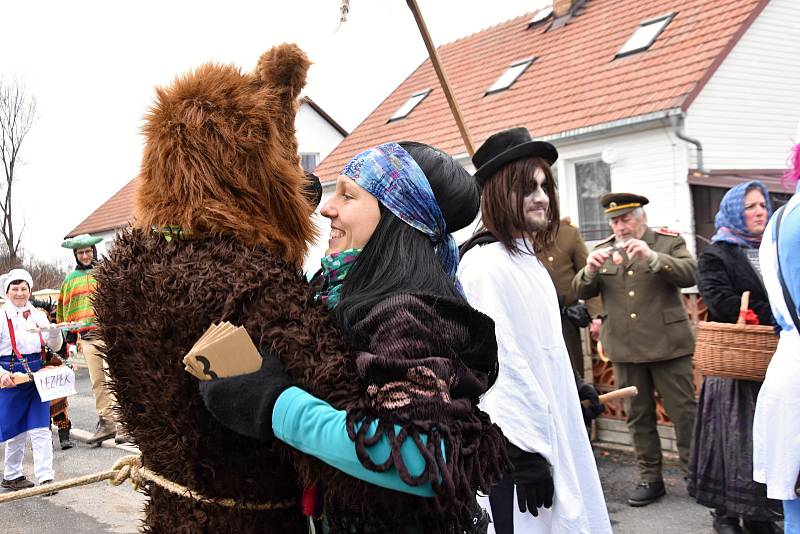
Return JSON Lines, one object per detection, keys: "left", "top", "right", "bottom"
{"left": 93, "top": 44, "right": 337, "bottom": 533}
{"left": 95, "top": 232, "right": 353, "bottom": 533}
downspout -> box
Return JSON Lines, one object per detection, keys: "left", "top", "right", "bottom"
{"left": 672, "top": 114, "right": 704, "bottom": 173}
{"left": 670, "top": 114, "right": 703, "bottom": 257}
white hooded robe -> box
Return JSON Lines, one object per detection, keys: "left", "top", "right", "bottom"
{"left": 458, "top": 240, "right": 611, "bottom": 534}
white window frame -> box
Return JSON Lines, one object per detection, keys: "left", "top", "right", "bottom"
{"left": 485, "top": 57, "right": 536, "bottom": 95}
{"left": 615, "top": 13, "right": 675, "bottom": 58}
{"left": 560, "top": 155, "right": 613, "bottom": 244}
{"left": 300, "top": 152, "right": 320, "bottom": 173}
{"left": 388, "top": 89, "right": 431, "bottom": 122}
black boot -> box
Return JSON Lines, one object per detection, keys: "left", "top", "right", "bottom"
{"left": 627, "top": 480, "right": 666, "bottom": 507}
{"left": 58, "top": 427, "right": 74, "bottom": 450}
{"left": 712, "top": 512, "right": 744, "bottom": 534}
{"left": 742, "top": 519, "right": 782, "bottom": 534}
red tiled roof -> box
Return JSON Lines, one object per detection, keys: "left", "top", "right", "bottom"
{"left": 315, "top": 0, "right": 767, "bottom": 182}
{"left": 65, "top": 177, "right": 139, "bottom": 238}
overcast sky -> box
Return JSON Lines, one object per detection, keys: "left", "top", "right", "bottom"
{"left": 3, "top": 0, "right": 547, "bottom": 264}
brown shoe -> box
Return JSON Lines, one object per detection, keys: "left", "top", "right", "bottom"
{"left": 114, "top": 423, "right": 132, "bottom": 445}
{"left": 86, "top": 417, "right": 116, "bottom": 445}
{"left": 1, "top": 476, "right": 34, "bottom": 491}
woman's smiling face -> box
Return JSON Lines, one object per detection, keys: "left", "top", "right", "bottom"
{"left": 320, "top": 176, "right": 381, "bottom": 255}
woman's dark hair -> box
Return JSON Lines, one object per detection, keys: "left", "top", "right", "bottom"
{"left": 334, "top": 142, "right": 466, "bottom": 335}
{"left": 478, "top": 156, "right": 559, "bottom": 255}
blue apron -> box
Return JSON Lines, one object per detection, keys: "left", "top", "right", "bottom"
{"left": 0, "top": 310, "right": 50, "bottom": 442}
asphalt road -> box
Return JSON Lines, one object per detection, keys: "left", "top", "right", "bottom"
{"left": 0, "top": 366, "right": 765, "bottom": 533}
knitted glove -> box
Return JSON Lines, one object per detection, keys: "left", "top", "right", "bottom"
{"left": 199, "top": 348, "right": 291, "bottom": 443}
{"left": 578, "top": 382, "right": 605, "bottom": 426}
{"left": 507, "top": 443, "right": 554, "bottom": 517}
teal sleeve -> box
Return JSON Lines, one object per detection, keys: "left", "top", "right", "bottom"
{"left": 272, "top": 386, "right": 436, "bottom": 497}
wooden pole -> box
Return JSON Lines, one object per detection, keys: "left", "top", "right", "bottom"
{"left": 406, "top": 0, "right": 476, "bottom": 157}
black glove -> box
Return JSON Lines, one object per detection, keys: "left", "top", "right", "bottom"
{"left": 507, "top": 443, "right": 554, "bottom": 517}
{"left": 199, "top": 348, "right": 291, "bottom": 443}
{"left": 577, "top": 382, "right": 605, "bottom": 426}
{"left": 562, "top": 302, "right": 592, "bottom": 328}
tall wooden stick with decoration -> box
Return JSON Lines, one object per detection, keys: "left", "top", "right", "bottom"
{"left": 339, "top": 0, "right": 476, "bottom": 157}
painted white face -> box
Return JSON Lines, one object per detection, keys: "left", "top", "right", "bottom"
{"left": 517, "top": 167, "right": 550, "bottom": 233}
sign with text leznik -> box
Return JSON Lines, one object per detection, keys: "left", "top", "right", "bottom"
{"left": 33, "top": 366, "right": 77, "bottom": 402}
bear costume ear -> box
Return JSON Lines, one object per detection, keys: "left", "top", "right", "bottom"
{"left": 256, "top": 43, "right": 311, "bottom": 102}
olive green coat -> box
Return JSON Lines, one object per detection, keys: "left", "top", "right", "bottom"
{"left": 538, "top": 221, "right": 603, "bottom": 316}
{"left": 572, "top": 227, "right": 696, "bottom": 363}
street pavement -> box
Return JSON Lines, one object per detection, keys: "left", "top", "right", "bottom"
{"left": 0, "top": 367, "right": 743, "bottom": 533}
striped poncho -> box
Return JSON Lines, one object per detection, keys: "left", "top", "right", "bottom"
{"left": 57, "top": 268, "right": 97, "bottom": 333}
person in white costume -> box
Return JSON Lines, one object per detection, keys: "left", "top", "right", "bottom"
{"left": 458, "top": 128, "right": 611, "bottom": 534}
{"left": 0, "top": 268, "right": 63, "bottom": 492}
{"left": 754, "top": 134, "right": 800, "bottom": 534}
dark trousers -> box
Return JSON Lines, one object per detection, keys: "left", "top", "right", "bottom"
{"left": 613, "top": 355, "right": 697, "bottom": 482}
{"left": 561, "top": 314, "right": 584, "bottom": 375}
{"left": 488, "top": 471, "right": 515, "bottom": 534}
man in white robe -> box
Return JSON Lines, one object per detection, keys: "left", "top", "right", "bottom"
{"left": 458, "top": 128, "right": 611, "bottom": 534}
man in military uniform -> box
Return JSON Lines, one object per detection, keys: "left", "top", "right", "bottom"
{"left": 572, "top": 193, "right": 697, "bottom": 507}
{"left": 538, "top": 217, "right": 603, "bottom": 375}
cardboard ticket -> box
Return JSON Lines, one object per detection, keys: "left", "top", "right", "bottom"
{"left": 183, "top": 324, "right": 261, "bottom": 381}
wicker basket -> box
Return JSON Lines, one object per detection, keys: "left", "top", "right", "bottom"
{"left": 694, "top": 292, "right": 778, "bottom": 381}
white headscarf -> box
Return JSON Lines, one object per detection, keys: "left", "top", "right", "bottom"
{"left": 0, "top": 268, "right": 33, "bottom": 296}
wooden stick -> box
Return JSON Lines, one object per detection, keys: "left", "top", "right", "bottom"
{"left": 406, "top": 0, "right": 476, "bottom": 156}
{"left": 582, "top": 386, "right": 639, "bottom": 406}
{"left": 737, "top": 291, "right": 751, "bottom": 325}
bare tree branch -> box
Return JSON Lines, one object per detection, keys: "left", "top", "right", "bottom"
{"left": 0, "top": 78, "right": 37, "bottom": 263}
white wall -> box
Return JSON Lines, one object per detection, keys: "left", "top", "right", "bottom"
{"left": 552, "top": 124, "right": 695, "bottom": 252}
{"left": 295, "top": 102, "right": 345, "bottom": 167}
{"left": 685, "top": 0, "right": 800, "bottom": 170}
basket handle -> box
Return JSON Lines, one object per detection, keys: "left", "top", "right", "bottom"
{"left": 737, "top": 291, "right": 751, "bottom": 325}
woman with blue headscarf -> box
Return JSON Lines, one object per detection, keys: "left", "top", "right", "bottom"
{"left": 201, "top": 141, "right": 507, "bottom": 533}
{"left": 688, "top": 181, "right": 783, "bottom": 534}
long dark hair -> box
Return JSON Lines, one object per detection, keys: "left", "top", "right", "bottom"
{"left": 478, "top": 156, "right": 559, "bottom": 254}
{"left": 335, "top": 143, "right": 465, "bottom": 335}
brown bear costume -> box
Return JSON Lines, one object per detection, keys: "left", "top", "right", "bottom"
{"left": 92, "top": 43, "right": 351, "bottom": 533}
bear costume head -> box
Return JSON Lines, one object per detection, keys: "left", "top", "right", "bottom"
{"left": 135, "top": 44, "right": 316, "bottom": 267}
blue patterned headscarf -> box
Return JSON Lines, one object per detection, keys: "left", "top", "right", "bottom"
{"left": 711, "top": 180, "right": 772, "bottom": 248}
{"left": 341, "top": 142, "right": 460, "bottom": 280}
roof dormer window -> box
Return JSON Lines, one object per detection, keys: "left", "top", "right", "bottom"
{"left": 388, "top": 89, "right": 431, "bottom": 122}
{"left": 486, "top": 57, "right": 535, "bottom": 95}
{"left": 616, "top": 13, "right": 674, "bottom": 58}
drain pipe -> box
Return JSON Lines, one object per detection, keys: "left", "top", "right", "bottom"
{"left": 673, "top": 115, "right": 704, "bottom": 173}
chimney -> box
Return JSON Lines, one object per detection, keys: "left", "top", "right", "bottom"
{"left": 553, "top": 0, "right": 575, "bottom": 18}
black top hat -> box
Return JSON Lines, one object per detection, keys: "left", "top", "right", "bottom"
{"left": 472, "top": 127, "right": 558, "bottom": 188}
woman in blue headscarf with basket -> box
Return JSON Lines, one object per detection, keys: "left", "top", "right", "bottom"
{"left": 0, "top": 268, "right": 64, "bottom": 492}
{"left": 688, "top": 181, "right": 783, "bottom": 534}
